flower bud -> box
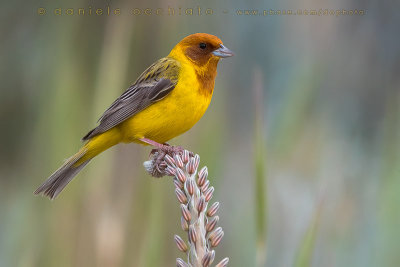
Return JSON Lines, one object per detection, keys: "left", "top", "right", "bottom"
{"left": 174, "top": 154, "right": 184, "bottom": 168}
{"left": 215, "top": 257, "right": 229, "bottom": 267}
{"left": 207, "top": 202, "right": 220, "bottom": 217}
{"left": 189, "top": 225, "right": 197, "bottom": 243}
{"left": 175, "top": 188, "right": 187, "bottom": 204}
{"left": 204, "top": 186, "right": 214, "bottom": 202}
{"left": 206, "top": 216, "right": 219, "bottom": 232}
{"left": 176, "top": 258, "right": 188, "bottom": 267}
{"left": 197, "top": 166, "right": 208, "bottom": 186}
{"left": 174, "top": 235, "right": 188, "bottom": 252}
{"left": 176, "top": 168, "right": 186, "bottom": 183}
{"left": 181, "top": 204, "right": 191, "bottom": 222}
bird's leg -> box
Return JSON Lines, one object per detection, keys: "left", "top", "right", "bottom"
{"left": 139, "top": 137, "right": 164, "bottom": 148}
{"left": 140, "top": 138, "right": 184, "bottom": 156}
{"left": 140, "top": 138, "right": 187, "bottom": 177}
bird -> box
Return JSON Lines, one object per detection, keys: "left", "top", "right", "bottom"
{"left": 34, "top": 33, "right": 234, "bottom": 200}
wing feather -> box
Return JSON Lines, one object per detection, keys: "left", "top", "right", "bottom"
{"left": 82, "top": 57, "right": 180, "bottom": 141}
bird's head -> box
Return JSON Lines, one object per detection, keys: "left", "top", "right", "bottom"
{"left": 169, "top": 33, "right": 234, "bottom": 68}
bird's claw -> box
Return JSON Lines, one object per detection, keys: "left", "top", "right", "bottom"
{"left": 148, "top": 144, "right": 185, "bottom": 177}
{"left": 150, "top": 144, "right": 184, "bottom": 157}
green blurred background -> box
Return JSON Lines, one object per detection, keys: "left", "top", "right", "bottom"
{"left": 1, "top": 0, "right": 399, "bottom": 266}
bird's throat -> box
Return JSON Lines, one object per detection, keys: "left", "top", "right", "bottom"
{"left": 194, "top": 60, "right": 218, "bottom": 96}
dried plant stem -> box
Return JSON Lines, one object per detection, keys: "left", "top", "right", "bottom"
{"left": 144, "top": 149, "right": 229, "bottom": 267}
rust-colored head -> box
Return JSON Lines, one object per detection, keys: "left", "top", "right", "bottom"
{"left": 170, "top": 33, "right": 234, "bottom": 66}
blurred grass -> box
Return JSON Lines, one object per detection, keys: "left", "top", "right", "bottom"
{"left": 294, "top": 194, "right": 324, "bottom": 267}
{"left": 253, "top": 67, "right": 267, "bottom": 267}
{"left": 376, "top": 90, "right": 400, "bottom": 266}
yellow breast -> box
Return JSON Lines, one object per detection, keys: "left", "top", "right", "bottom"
{"left": 119, "top": 61, "right": 214, "bottom": 144}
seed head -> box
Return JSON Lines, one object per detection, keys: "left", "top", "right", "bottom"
{"left": 144, "top": 148, "right": 228, "bottom": 266}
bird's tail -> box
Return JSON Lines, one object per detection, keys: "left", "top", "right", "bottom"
{"left": 34, "top": 129, "right": 120, "bottom": 200}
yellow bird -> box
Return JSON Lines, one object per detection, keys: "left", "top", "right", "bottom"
{"left": 35, "top": 33, "right": 234, "bottom": 199}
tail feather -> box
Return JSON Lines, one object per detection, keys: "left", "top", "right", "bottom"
{"left": 82, "top": 128, "right": 96, "bottom": 141}
{"left": 34, "top": 150, "right": 90, "bottom": 200}
{"left": 36, "top": 128, "right": 121, "bottom": 200}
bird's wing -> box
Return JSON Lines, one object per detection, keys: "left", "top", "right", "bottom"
{"left": 82, "top": 57, "right": 180, "bottom": 141}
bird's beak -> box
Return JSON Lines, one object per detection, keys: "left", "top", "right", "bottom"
{"left": 212, "top": 44, "right": 234, "bottom": 58}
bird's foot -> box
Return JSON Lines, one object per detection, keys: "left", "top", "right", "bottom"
{"left": 140, "top": 138, "right": 186, "bottom": 177}
{"left": 157, "top": 143, "right": 185, "bottom": 156}
{"left": 148, "top": 149, "right": 167, "bottom": 177}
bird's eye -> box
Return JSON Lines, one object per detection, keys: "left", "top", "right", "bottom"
{"left": 199, "top": 43, "right": 207, "bottom": 49}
